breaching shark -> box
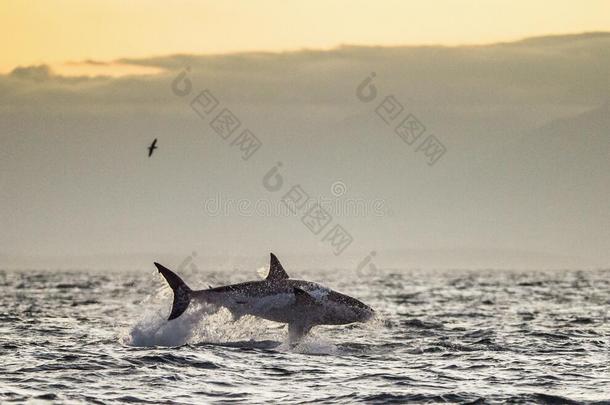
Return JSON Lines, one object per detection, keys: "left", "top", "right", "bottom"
{"left": 154, "top": 253, "right": 374, "bottom": 342}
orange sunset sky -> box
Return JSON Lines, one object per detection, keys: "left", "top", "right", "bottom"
{"left": 1, "top": 0, "right": 609, "bottom": 75}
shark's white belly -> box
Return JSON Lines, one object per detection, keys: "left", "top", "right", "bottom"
{"left": 227, "top": 292, "right": 309, "bottom": 323}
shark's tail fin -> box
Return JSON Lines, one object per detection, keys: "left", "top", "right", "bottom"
{"left": 154, "top": 262, "right": 193, "bottom": 321}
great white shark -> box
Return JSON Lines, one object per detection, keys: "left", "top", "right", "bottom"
{"left": 155, "top": 253, "right": 374, "bottom": 342}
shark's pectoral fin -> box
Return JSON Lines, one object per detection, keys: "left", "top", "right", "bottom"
{"left": 293, "top": 287, "right": 317, "bottom": 307}
{"left": 289, "top": 288, "right": 317, "bottom": 344}
{"left": 288, "top": 322, "right": 312, "bottom": 343}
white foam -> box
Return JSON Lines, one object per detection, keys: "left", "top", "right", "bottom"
{"left": 120, "top": 298, "right": 286, "bottom": 347}
{"left": 120, "top": 303, "right": 214, "bottom": 347}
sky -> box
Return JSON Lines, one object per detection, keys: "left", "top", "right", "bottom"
{"left": 1, "top": 3, "right": 609, "bottom": 270}
{"left": 1, "top": 0, "right": 610, "bottom": 73}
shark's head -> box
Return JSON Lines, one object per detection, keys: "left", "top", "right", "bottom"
{"left": 325, "top": 290, "right": 375, "bottom": 324}
{"left": 269, "top": 253, "right": 374, "bottom": 325}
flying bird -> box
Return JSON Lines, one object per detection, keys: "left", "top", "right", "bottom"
{"left": 147, "top": 138, "right": 158, "bottom": 157}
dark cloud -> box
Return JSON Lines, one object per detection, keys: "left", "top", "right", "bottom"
{"left": 1, "top": 33, "right": 609, "bottom": 268}
{"left": 3, "top": 32, "right": 609, "bottom": 109}
{"left": 10, "top": 64, "right": 54, "bottom": 81}
{"left": 65, "top": 59, "right": 112, "bottom": 66}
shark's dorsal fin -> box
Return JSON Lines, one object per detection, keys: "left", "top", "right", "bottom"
{"left": 293, "top": 287, "right": 317, "bottom": 306}
{"left": 267, "top": 253, "right": 289, "bottom": 281}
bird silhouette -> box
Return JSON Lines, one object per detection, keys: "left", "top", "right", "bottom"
{"left": 148, "top": 138, "right": 158, "bottom": 157}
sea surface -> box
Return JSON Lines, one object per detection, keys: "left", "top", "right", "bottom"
{"left": 1, "top": 267, "right": 609, "bottom": 404}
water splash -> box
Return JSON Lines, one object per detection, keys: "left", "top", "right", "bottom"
{"left": 120, "top": 303, "right": 212, "bottom": 347}
{"left": 121, "top": 299, "right": 288, "bottom": 347}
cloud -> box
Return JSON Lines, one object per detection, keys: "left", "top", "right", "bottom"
{"left": 1, "top": 33, "right": 609, "bottom": 267}
{"left": 67, "top": 59, "right": 111, "bottom": 66}
{"left": 1, "top": 32, "right": 609, "bottom": 111}
{"left": 10, "top": 64, "right": 54, "bottom": 81}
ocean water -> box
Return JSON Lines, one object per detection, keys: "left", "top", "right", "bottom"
{"left": 1, "top": 267, "right": 609, "bottom": 404}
